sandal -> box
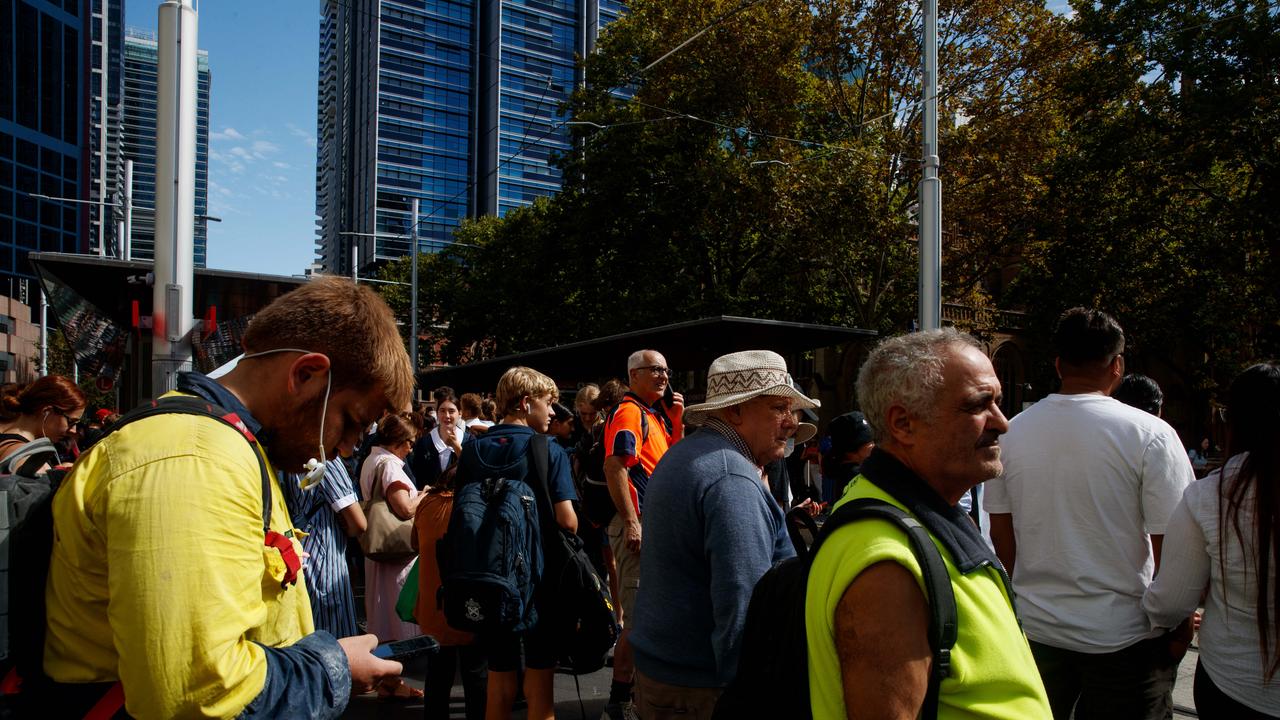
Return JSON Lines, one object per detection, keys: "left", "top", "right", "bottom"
{"left": 376, "top": 678, "right": 424, "bottom": 701}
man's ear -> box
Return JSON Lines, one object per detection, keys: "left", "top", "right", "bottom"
{"left": 723, "top": 404, "right": 745, "bottom": 427}
{"left": 287, "top": 353, "right": 331, "bottom": 395}
{"left": 885, "top": 405, "right": 915, "bottom": 448}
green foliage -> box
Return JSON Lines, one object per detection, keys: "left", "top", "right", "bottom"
{"left": 378, "top": 0, "right": 1085, "bottom": 361}
{"left": 1013, "top": 0, "right": 1280, "bottom": 394}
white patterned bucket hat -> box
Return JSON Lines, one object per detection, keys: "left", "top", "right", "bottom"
{"left": 683, "top": 350, "right": 820, "bottom": 426}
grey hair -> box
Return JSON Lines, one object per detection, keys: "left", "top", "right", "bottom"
{"left": 855, "top": 328, "right": 982, "bottom": 442}
{"left": 627, "top": 349, "right": 658, "bottom": 374}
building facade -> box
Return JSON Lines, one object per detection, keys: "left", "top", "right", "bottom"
{"left": 88, "top": 0, "right": 125, "bottom": 260}
{"left": 314, "top": 0, "right": 622, "bottom": 275}
{"left": 0, "top": 0, "right": 89, "bottom": 293}
{"left": 121, "top": 29, "right": 211, "bottom": 267}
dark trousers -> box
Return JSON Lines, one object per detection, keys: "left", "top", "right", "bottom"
{"left": 1030, "top": 637, "right": 1178, "bottom": 720}
{"left": 423, "top": 644, "right": 487, "bottom": 720}
{"left": 1194, "top": 659, "right": 1278, "bottom": 720}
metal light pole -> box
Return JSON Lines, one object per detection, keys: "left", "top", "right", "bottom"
{"left": 123, "top": 158, "right": 134, "bottom": 262}
{"left": 39, "top": 290, "right": 47, "bottom": 377}
{"left": 150, "top": 0, "right": 198, "bottom": 394}
{"left": 409, "top": 198, "right": 419, "bottom": 372}
{"left": 917, "top": 0, "right": 942, "bottom": 331}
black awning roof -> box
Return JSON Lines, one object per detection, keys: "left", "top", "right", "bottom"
{"left": 419, "top": 316, "right": 876, "bottom": 394}
{"left": 28, "top": 252, "right": 307, "bottom": 326}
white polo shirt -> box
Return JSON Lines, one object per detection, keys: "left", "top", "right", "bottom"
{"left": 984, "top": 393, "right": 1194, "bottom": 652}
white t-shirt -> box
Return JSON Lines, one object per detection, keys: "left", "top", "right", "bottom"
{"left": 1144, "top": 455, "right": 1278, "bottom": 714}
{"left": 983, "top": 393, "right": 1194, "bottom": 652}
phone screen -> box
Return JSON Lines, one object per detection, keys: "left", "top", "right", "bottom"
{"left": 663, "top": 383, "right": 675, "bottom": 408}
{"left": 372, "top": 635, "right": 440, "bottom": 661}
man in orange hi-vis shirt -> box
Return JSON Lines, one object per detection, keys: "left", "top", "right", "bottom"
{"left": 601, "top": 348, "right": 683, "bottom": 720}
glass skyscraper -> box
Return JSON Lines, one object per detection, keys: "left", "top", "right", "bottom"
{"left": 121, "top": 29, "right": 211, "bottom": 267}
{"left": 0, "top": 0, "right": 89, "bottom": 292}
{"left": 314, "top": 0, "right": 622, "bottom": 275}
{"left": 89, "top": 0, "right": 125, "bottom": 259}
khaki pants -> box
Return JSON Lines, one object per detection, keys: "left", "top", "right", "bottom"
{"left": 606, "top": 514, "right": 642, "bottom": 619}
{"left": 635, "top": 670, "right": 723, "bottom": 720}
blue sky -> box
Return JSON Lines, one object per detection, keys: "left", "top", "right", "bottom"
{"left": 126, "top": 1, "right": 320, "bottom": 277}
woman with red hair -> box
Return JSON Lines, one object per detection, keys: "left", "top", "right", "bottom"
{"left": 0, "top": 375, "right": 86, "bottom": 462}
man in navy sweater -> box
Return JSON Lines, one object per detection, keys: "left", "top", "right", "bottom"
{"left": 628, "top": 350, "right": 820, "bottom": 718}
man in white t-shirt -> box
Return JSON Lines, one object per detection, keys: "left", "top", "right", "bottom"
{"left": 984, "top": 307, "right": 1195, "bottom": 720}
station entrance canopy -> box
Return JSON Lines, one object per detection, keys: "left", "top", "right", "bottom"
{"left": 29, "top": 253, "right": 304, "bottom": 398}
{"left": 418, "top": 316, "right": 876, "bottom": 396}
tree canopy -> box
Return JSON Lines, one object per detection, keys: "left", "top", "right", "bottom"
{"left": 380, "top": 0, "right": 1081, "bottom": 365}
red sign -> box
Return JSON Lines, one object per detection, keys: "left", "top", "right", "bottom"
{"left": 95, "top": 376, "right": 114, "bottom": 392}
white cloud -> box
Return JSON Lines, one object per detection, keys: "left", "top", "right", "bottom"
{"left": 272, "top": 161, "right": 291, "bottom": 169}
{"left": 211, "top": 127, "right": 245, "bottom": 141}
{"left": 251, "top": 140, "right": 280, "bottom": 158}
{"left": 286, "top": 123, "right": 317, "bottom": 148}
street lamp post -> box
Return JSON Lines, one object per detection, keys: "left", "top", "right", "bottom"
{"left": 409, "top": 198, "right": 419, "bottom": 372}
{"left": 918, "top": 0, "right": 942, "bottom": 331}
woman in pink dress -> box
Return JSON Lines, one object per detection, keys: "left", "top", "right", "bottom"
{"left": 359, "top": 413, "right": 423, "bottom": 644}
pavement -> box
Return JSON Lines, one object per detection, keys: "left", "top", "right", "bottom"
{"left": 342, "top": 645, "right": 1203, "bottom": 719}
{"left": 343, "top": 656, "right": 614, "bottom": 719}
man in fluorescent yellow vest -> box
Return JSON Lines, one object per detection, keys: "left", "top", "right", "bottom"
{"left": 806, "top": 328, "right": 1051, "bottom": 719}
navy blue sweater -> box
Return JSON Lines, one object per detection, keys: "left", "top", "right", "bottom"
{"left": 630, "top": 427, "right": 795, "bottom": 687}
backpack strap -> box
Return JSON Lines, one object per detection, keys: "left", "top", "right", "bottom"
{"left": 813, "top": 498, "right": 958, "bottom": 720}
{"left": 97, "top": 396, "right": 273, "bottom": 533}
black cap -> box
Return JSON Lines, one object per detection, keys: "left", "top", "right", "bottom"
{"left": 828, "top": 411, "right": 874, "bottom": 454}
{"left": 551, "top": 402, "right": 574, "bottom": 423}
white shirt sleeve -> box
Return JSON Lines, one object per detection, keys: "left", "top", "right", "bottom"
{"left": 1141, "top": 429, "right": 1196, "bottom": 535}
{"left": 1142, "top": 488, "right": 1206, "bottom": 630}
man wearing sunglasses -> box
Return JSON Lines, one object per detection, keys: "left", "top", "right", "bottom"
{"left": 601, "top": 349, "right": 684, "bottom": 720}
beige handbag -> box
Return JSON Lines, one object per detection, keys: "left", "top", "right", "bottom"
{"left": 358, "top": 470, "right": 416, "bottom": 562}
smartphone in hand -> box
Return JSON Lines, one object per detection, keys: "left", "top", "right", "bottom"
{"left": 371, "top": 635, "right": 440, "bottom": 662}
{"left": 663, "top": 383, "right": 675, "bottom": 409}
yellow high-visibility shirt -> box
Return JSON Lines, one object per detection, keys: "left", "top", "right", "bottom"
{"left": 44, "top": 406, "right": 313, "bottom": 719}
{"left": 806, "top": 475, "right": 1052, "bottom": 719}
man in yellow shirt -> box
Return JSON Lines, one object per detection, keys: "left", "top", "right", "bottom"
{"left": 806, "top": 328, "right": 1052, "bottom": 719}
{"left": 42, "top": 278, "right": 412, "bottom": 719}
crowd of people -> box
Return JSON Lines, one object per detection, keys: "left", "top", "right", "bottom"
{"left": 0, "top": 280, "right": 1273, "bottom": 720}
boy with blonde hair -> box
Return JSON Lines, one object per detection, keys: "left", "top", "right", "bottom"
{"left": 458, "top": 366, "right": 578, "bottom": 720}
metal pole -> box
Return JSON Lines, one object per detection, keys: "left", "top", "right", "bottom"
{"left": 351, "top": 236, "right": 358, "bottom": 282}
{"left": 39, "top": 290, "right": 47, "bottom": 377}
{"left": 123, "top": 158, "right": 134, "bottom": 262}
{"left": 409, "top": 198, "right": 419, "bottom": 371}
{"left": 151, "top": 0, "right": 198, "bottom": 395}
{"left": 917, "top": 0, "right": 942, "bottom": 331}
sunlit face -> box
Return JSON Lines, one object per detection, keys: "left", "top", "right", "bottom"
{"left": 914, "top": 346, "right": 1009, "bottom": 491}
{"left": 437, "top": 399, "right": 460, "bottom": 429}
{"left": 729, "top": 395, "right": 798, "bottom": 466}
{"left": 43, "top": 405, "right": 85, "bottom": 443}
{"left": 628, "top": 351, "right": 669, "bottom": 403}
{"left": 526, "top": 394, "right": 556, "bottom": 433}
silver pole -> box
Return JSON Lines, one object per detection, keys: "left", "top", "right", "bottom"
{"left": 351, "top": 236, "right": 358, "bottom": 282}
{"left": 917, "top": 0, "right": 942, "bottom": 331}
{"left": 39, "top": 289, "right": 47, "bottom": 377}
{"left": 150, "top": 0, "right": 198, "bottom": 395}
{"left": 123, "top": 158, "right": 134, "bottom": 262}
{"left": 409, "top": 198, "right": 419, "bottom": 371}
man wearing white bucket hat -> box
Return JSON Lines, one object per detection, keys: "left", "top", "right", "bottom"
{"left": 628, "top": 350, "right": 819, "bottom": 718}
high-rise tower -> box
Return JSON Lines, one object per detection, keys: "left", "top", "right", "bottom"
{"left": 314, "top": 0, "right": 622, "bottom": 275}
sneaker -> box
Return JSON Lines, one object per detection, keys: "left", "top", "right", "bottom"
{"left": 601, "top": 700, "right": 638, "bottom": 720}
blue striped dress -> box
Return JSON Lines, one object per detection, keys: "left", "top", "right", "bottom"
{"left": 281, "top": 460, "right": 361, "bottom": 638}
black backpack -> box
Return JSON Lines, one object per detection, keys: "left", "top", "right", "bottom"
{"left": 438, "top": 434, "right": 546, "bottom": 634}
{"left": 0, "top": 395, "right": 276, "bottom": 717}
{"left": 525, "top": 436, "right": 619, "bottom": 674}
{"left": 713, "top": 498, "right": 958, "bottom": 720}
{"left": 579, "top": 398, "right": 651, "bottom": 528}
